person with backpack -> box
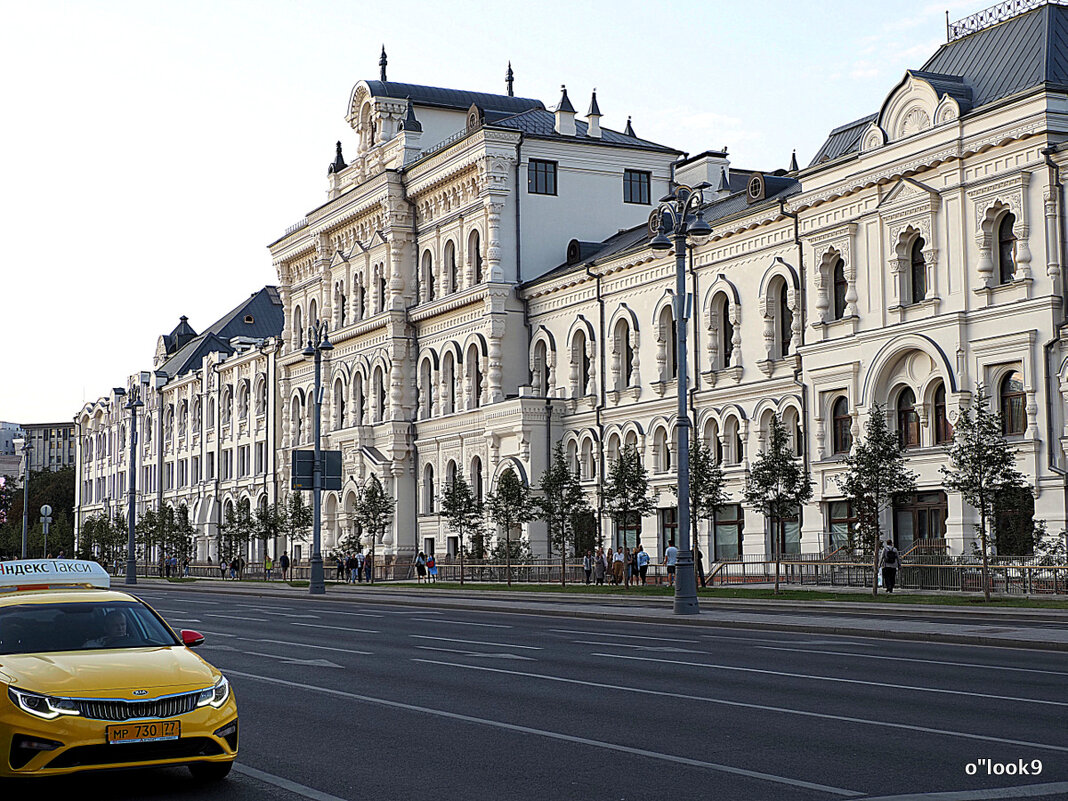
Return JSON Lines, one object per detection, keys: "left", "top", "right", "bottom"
{"left": 881, "top": 539, "right": 900, "bottom": 593}
{"left": 426, "top": 552, "right": 437, "bottom": 583}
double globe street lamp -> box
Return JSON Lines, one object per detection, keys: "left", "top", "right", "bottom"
{"left": 649, "top": 183, "right": 711, "bottom": 615}
{"left": 303, "top": 320, "right": 333, "bottom": 595}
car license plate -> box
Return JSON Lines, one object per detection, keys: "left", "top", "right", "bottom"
{"left": 106, "top": 720, "right": 180, "bottom": 744}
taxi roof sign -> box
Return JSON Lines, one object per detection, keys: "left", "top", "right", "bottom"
{"left": 0, "top": 559, "right": 111, "bottom": 590}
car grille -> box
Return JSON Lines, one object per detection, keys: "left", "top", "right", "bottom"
{"left": 74, "top": 692, "right": 200, "bottom": 721}
{"left": 46, "top": 737, "right": 224, "bottom": 768}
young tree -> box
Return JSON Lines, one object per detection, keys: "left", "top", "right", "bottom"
{"left": 536, "top": 443, "right": 590, "bottom": 585}
{"left": 171, "top": 503, "right": 196, "bottom": 562}
{"left": 834, "top": 403, "right": 917, "bottom": 597}
{"left": 283, "top": 492, "right": 313, "bottom": 555}
{"left": 941, "top": 384, "right": 1027, "bottom": 601}
{"left": 254, "top": 500, "right": 287, "bottom": 575}
{"left": 485, "top": 467, "right": 535, "bottom": 585}
{"left": 742, "top": 414, "right": 813, "bottom": 594}
{"left": 351, "top": 474, "right": 395, "bottom": 585}
{"left": 670, "top": 437, "right": 729, "bottom": 568}
{"left": 603, "top": 444, "right": 657, "bottom": 549}
{"left": 440, "top": 471, "right": 482, "bottom": 585}
{"left": 219, "top": 499, "right": 254, "bottom": 566}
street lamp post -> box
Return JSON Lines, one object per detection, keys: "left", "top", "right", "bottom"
{"left": 303, "top": 319, "right": 333, "bottom": 595}
{"left": 15, "top": 438, "right": 31, "bottom": 559}
{"left": 649, "top": 183, "right": 711, "bottom": 615}
{"left": 125, "top": 390, "right": 144, "bottom": 585}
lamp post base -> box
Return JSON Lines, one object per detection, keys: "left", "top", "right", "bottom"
{"left": 309, "top": 556, "right": 326, "bottom": 595}
{"left": 672, "top": 550, "right": 700, "bottom": 615}
{"left": 125, "top": 557, "right": 137, "bottom": 586}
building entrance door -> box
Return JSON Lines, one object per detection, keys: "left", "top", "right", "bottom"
{"left": 893, "top": 491, "right": 947, "bottom": 553}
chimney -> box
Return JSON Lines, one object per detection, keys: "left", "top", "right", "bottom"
{"left": 554, "top": 85, "right": 576, "bottom": 136}
{"left": 586, "top": 89, "right": 602, "bottom": 139}
{"left": 673, "top": 150, "right": 731, "bottom": 202}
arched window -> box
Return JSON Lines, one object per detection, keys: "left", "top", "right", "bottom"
{"left": 566, "top": 440, "right": 579, "bottom": 474}
{"left": 719, "top": 296, "right": 734, "bottom": 367}
{"left": 255, "top": 376, "right": 267, "bottom": 416}
{"left": 377, "top": 271, "right": 387, "bottom": 311}
{"left": 292, "top": 305, "right": 303, "bottom": 349}
{"left": 471, "top": 456, "right": 483, "bottom": 504}
{"left": 723, "top": 417, "right": 742, "bottom": 465}
{"left": 466, "top": 344, "right": 482, "bottom": 409}
{"left": 372, "top": 368, "right": 385, "bottom": 423}
{"left": 1000, "top": 371, "right": 1026, "bottom": 435}
{"left": 783, "top": 406, "right": 802, "bottom": 458}
{"left": 238, "top": 381, "right": 249, "bottom": 420}
{"left": 832, "top": 397, "right": 852, "bottom": 455}
{"left": 419, "top": 360, "right": 433, "bottom": 419}
{"left": 207, "top": 398, "right": 216, "bottom": 430}
{"left": 333, "top": 379, "right": 345, "bottom": 431}
{"left": 444, "top": 241, "right": 457, "bottom": 294}
{"left": 533, "top": 340, "right": 551, "bottom": 396}
{"left": 910, "top": 237, "right": 927, "bottom": 304}
{"left": 442, "top": 353, "right": 456, "bottom": 414}
{"left": 355, "top": 279, "right": 366, "bottom": 320}
{"left": 658, "top": 305, "right": 677, "bottom": 379}
{"left": 778, "top": 284, "right": 793, "bottom": 358}
{"left": 423, "top": 464, "right": 435, "bottom": 514}
{"left": 897, "top": 387, "right": 920, "bottom": 449}
{"left": 309, "top": 299, "right": 318, "bottom": 328}
{"left": 469, "top": 230, "right": 483, "bottom": 284}
{"left": 654, "top": 428, "right": 670, "bottom": 473}
{"left": 572, "top": 330, "right": 590, "bottom": 396}
{"left": 997, "top": 213, "right": 1016, "bottom": 285}
{"left": 192, "top": 398, "right": 202, "bottom": 433}
{"left": 421, "top": 251, "right": 435, "bottom": 302}
{"left": 352, "top": 374, "right": 365, "bottom": 426}
{"left": 581, "top": 439, "right": 596, "bottom": 480}
{"left": 612, "top": 319, "right": 633, "bottom": 391}
{"left": 832, "top": 259, "right": 847, "bottom": 321}
{"left": 933, "top": 382, "right": 951, "bottom": 444}
{"left": 291, "top": 396, "right": 304, "bottom": 445}
{"left": 445, "top": 460, "right": 457, "bottom": 490}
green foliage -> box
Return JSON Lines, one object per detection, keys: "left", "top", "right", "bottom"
{"left": 992, "top": 485, "right": 1038, "bottom": 556}
{"left": 941, "top": 384, "right": 1027, "bottom": 600}
{"left": 254, "top": 500, "right": 287, "bottom": 558}
{"left": 604, "top": 444, "right": 656, "bottom": 548}
{"left": 0, "top": 467, "right": 76, "bottom": 558}
{"left": 135, "top": 502, "right": 195, "bottom": 562}
{"left": 536, "top": 443, "right": 591, "bottom": 565}
{"left": 670, "top": 436, "right": 729, "bottom": 551}
{"left": 485, "top": 467, "right": 534, "bottom": 568}
{"left": 440, "top": 471, "right": 484, "bottom": 559}
{"left": 742, "top": 414, "right": 813, "bottom": 592}
{"left": 347, "top": 475, "right": 395, "bottom": 556}
{"left": 219, "top": 499, "right": 254, "bottom": 562}
{"left": 284, "top": 492, "right": 313, "bottom": 546}
{"left": 79, "top": 512, "right": 128, "bottom": 564}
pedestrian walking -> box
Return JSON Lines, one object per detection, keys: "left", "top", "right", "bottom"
{"left": 182, "top": 556, "right": 190, "bottom": 577}
{"left": 636, "top": 545, "right": 649, "bottom": 584}
{"left": 415, "top": 551, "right": 428, "bottom": 583}
{"left": 364, "top": 551, "right": 374, "bottom": 583}
{"left": 696, "top": 548, "right": 706, "bottom": 588}
{"left": 237, "top": 555, "right": 246, "bottom": 580}
{"left": 427, "top": 552, "right": 437, "bottom": 583}
{"left": 264, "top": 554, "right": 273, "bottom": 581}
{"left": 335, "top": 555, "right": 345, "bottom": 582}
{"left": 664, "top": 540, "right": 678, "bottom": 586}
{"left": 355, "top": 550, "right": 365, "bottom": 582}
{"left": 582, "top": 551, "right": 593, "bottom": 585}
{"left": 279, "top": 551, "right": 290, "bottom": 581}
{"left": 881, "top": 539, "right": 900, "bottom": 593}
{"left": 612, "top": 547, "right": 624, "bottom": 585}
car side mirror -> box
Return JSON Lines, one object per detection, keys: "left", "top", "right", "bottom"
{"left": 180, "top": 629, "right": 205, "bottom": 648}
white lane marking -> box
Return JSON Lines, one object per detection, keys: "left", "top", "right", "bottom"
{"left": 234, "top": 762, "right": 353, "bottom": 801}
{"left": 413, "top": 659, "right": 1068, "bottom": 755}
{"left": 291, "top": 622, "right": 378, "bottom": 634}
{"left": 225, "top": 668, "right": 861, "bottom": 797}
{"left": 573, "top": 640, "right": 701, "bottom": 653}
{"left": 194, "top": 630, "right": 237, "bottom": 638}
{"left": 860, "top": 782, "right": 1068, "bottom": 800}
{"left": 170, "top": 619, "right": 201, "bottom": 624}
{"left": 410, "top": 635, "right": 542, "bottom": 650}
{"left": 756, "top": 646, "right": 1068, "bottom": 677}
{"left": 411, "top": 618, "right": 511, "bottom": 628}
{"left": 204, "top": 644, "right": 342, "bottom": 668}
{"left": 205, "top": 614, "right": 268, "bottom": 622}
{"left": 311, "top": 610, "right": 383, "bottom": 618}
{"left": 550, "top": 629, "right": 698, "bottom": 643}
{"left": 414, "top": 646, "right": 534, "bottom": 661}
{"left": 275, "top": 613, "right": 321, "bottom": 619}
{"left": 253, "top": 638, "right": 373, "bottom": 656}
{"left": 592, "top": 653, "right": 1068, "bottom": 709}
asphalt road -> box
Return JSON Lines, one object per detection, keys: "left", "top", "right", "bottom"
{"left": 25, "top": 587, "right": 1068, "bottom": 801}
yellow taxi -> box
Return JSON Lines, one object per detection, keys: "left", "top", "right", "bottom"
{"left": 0, "top": 559, "right": 237, "bottom": 779}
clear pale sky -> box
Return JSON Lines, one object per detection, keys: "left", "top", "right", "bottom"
{"left": 0, "top": 0, "right": 980, "bottom": 423}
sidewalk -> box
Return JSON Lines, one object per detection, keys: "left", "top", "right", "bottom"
{"left": 134, "top": 576, "right": 1068, "bottom": 652}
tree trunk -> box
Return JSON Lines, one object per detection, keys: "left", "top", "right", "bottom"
{"left": 459, "top": 531, "right": 465, "bottom": 586}
{"left": 773, "top": 515, "right": 780, "bottom": 595}
{"left": 506, "top": 526, "right": 512, "bottom": 587}
{"left": 980, "top": 514, "right": 991, "bottom": 602}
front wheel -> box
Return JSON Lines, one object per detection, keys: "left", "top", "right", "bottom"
{"left": 189, "top": 760, "right": 234, "bottom": 781}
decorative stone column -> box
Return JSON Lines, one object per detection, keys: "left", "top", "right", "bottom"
{"left": 487, "top": 317, "right": 505, "bottom": 404}
{"left": 485, "top": 200, "right": 506, "bottom": 282}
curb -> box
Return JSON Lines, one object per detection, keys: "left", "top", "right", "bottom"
{"left": 132, "top": 580, "right": 1068, "bottom": 652}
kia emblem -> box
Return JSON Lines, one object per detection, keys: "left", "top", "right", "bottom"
{"left": 132, "top": 689, "right": 148, "bottom": 696}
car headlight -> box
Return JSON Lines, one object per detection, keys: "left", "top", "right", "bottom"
{"left": 196, "top": 676, "right": 230, "bottom": 709}
{"left": 7, "top": 687, "right": 81, "bottom": 720}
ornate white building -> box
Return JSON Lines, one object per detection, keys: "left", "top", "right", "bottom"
{"left": 78, "top": 2, "right": 1068, "bottom": 564}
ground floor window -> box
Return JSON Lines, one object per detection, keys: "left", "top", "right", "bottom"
{"left": 616, "top": 514, "right": 641, "bottom": 549}
{"left": 713, "top": 504, "right": 743, "bottom": 560}
{"left": 827, "top": 501, "right": 856, "bottom": 552}
{"left": 659, "top": 507, "right": 678, "bottom": 553}
{"left": 447, "top": 536, "right": 458, "bottom": 558}
{"left": 772, "top": 512, "right": 800, "bottom": 557}
{"left": 993, "top": 485, "right": 1036, "bottom": 556}
{"left": 893, "top": 491, "right": 947, "bottom": 553}
{"left": 423, "top": 537, "right": 435, "bottom": 557}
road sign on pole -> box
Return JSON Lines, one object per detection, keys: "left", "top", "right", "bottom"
{"left": 291, "top": 450, "right": 342, "bottom": 491}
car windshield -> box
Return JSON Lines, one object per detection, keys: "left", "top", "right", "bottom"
{"left": 0, "top": 600, "right": 180, "bottom": 654}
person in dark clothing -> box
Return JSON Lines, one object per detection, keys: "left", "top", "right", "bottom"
{"left": 880, "top": 540, "right": 900, "bottom": 593}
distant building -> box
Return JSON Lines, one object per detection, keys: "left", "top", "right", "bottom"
{"left": 21, "top": 422, "right": 75, "bottom": 473}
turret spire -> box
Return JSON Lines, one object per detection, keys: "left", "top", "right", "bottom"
{"left": 506, "top": 62, "right": 514, "bottom": 97}
{"left": 379, "top": 45, "right": 387, "bottom": 82}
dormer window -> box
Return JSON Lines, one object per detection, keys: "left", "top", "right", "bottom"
{"left": 244, "top": 315, "right": 255, "bottom": 324}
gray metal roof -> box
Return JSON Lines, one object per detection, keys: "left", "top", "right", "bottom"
{"left": 363, "top": 81, "right": 543, "bottom": 115}
{"left": 157, "top": 287, "right": 283, "bottom": 379}
{"left": 523, "top": 174, "right": 800, "bottom": 288}
{"left": 490, "top": 109, "right": 679, "bottom": 153}
{"left": 809, "top": 3, "right": 1068, "bottom": 168}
